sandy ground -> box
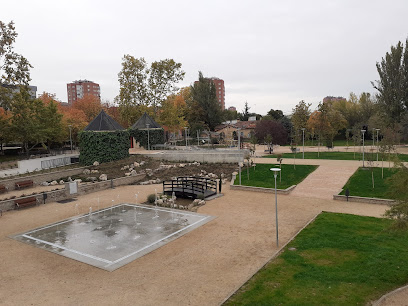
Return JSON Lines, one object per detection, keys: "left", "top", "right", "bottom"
{"left": 0, "top": 175, "right": 391, "bottom": 305}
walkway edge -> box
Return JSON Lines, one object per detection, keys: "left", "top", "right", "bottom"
{"left": 373, "top": 283, "right": 408, "bottom": 306}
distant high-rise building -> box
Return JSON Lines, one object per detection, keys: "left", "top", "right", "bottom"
{"left": 67, "top": 80, "right": 100, "bottom": 105}
{"left": 195, "top": 77, "right": 225, "bottom": 110}
{"left": 0, "top": 84, "right": 37, "bottom": 100}
{"left": 210, "top": 77, "right": 225, "bottom": 111}
{"left": 323, "top": 96, "right": 346, "bottom": 104}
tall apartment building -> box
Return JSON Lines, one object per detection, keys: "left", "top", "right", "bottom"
{"left": 67, "top": 80, "right": 100, "bottom": 105}
{"left": 210, "top": 77, "right": 225, "bottom": 110}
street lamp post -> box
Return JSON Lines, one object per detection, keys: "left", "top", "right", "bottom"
{"left": 361, "top": 129, "right": 366, "bottom": 167}
{"left": 184, "top": 127, "right": 188, "bottom": 147}
{"left": 301, "top": 128, "right": 305, "bottom": 159}
{"left": 146, "top": 123, "right": 150, "bottom": 150}
{"left": 270, "top": 168, "right": 281, "bottom": 247}
{"left": 237, "top": 128, "right": 241, "bottom": 150}
{"left": 68, "top": 125, "right": 73, "bottom": 154}
{"left": 376, "top": 129, "right": 380, "bottom": 161}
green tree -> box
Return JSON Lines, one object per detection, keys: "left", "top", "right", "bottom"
{"left": 41, "top": 100, "right": 65, "bottom": 150}
{"left": 291, "top": 100, "right": 311, "bottom": 142}
{"left": 0, "top": 20, "right": 33, "bottom": 109}
{"left": 267, "top": 109, "right": 284, "bottom": 120}
{"left": 384, "top": 161, "right": 408, "bottom": 230}
{"left": 190, "top": 71, "right": 222, "bottom": 131}
{"left": 372, "top": 39, "right": 408, "bottom": 125}
{"left": 148, "top": 59, "right": 185, "bottom": 114}
{"left": 9, "top": 89, "right": 45, "bottom": 154}
{"left": 116, "top": 55, "right": 184, "bottom": 125}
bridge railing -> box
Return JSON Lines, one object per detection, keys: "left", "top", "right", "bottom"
{"left": 162, "top": 176, "right": 217, "bottom": 198}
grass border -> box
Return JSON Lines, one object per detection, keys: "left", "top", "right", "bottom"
{"left": 221, "top": 212, "right": 322, "bottom": 305}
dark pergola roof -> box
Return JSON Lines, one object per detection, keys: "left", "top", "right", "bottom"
{"left": 130, "top": 112, "right": 162, "bottom": 130}
{"left": 84, "top": 110, "right": 124, "bottom": 131}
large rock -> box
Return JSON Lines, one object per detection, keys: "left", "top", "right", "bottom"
{"left": 50, "top": 180, "right": 58, "bottom": 186}
{"left": 41, "top": 181, "right": 50, "bottom": 186}
{"left": 99, "top": 174, "right": 108, "bottom": 181}
{"left": 59, "top": 180, "right": 65, "bottom": 185}
{"left": 93, "top": 161, "right": 99, "bottom": 166}
{"left": 90, "top": 169, "right": 99, "bottom": 173}
{"left": 83, "top": 169, "right": 91, "bottom": 175}
{"left": 134, "top": 162, "right": 140, "bottom": 167}
{"left": 131, "top": 170, "right": 137, "bottom": 176}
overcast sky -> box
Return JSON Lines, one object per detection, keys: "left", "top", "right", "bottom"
{"left": 2, "top": 0, "right": 408, "bottom": 115}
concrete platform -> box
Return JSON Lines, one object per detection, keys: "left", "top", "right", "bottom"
{"left": 12, "top": 203, "right": 214, "bottom": 271}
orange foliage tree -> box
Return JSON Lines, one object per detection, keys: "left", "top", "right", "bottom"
{"left": 158, "top": 91, "right": 187, "bottom": 133}
{"left": 72, "top": 94, "right": 102, "bottom": 122}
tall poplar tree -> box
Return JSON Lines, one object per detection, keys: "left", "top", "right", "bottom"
{"left": 372, "top": 39, "right": 408, "bottom": 125}
{"left": 190, "top": 72, "right": 222, "bottom": 131}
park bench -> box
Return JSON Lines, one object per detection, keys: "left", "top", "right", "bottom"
{"left": 15, "top": 180, "right": 34, "bottom": 190}
{"left": 0, "top": 184, "right": 7, "bottom": 194}
{"left": 14, "top": 196, "right": 38, "bottom": 210}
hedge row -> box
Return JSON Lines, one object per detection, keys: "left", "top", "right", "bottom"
{"left": 79, "top": 131, "right": 130, "bottom": 165}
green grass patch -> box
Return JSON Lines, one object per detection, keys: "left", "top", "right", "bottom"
{"left": 225, "top": 212, "right": 408, "bottom": 305}
{"left": 339, "top": 167, "right": 397, "bottom": 199}
{"left": 235, "top": 163, "right": 317, "bottom": 189}
{"left": 264, "top": 151, "right": 408, "bottom": 162}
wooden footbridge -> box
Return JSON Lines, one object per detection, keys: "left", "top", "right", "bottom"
{"left": 163, "top": 177, "right": 219, "bottom": 199}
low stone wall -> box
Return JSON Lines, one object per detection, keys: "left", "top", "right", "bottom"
{"left": 0, "top": 167, "right": 86, "bottom": 191}
{"left": 0, "top": 173, "right": 146, "bottom": 212}
{"left": 333, "top": 194, "right": 395, "bottom": 205}
{"left": 150, "top": 149, "right": 249, "bottom": 163}
{"left": 229, "top": 174, "right": 295, "bottom": 194}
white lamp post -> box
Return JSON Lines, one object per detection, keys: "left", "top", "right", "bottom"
{"left": 376, "top": 129, "right": 380, "bottom": 161}
{"left": 361, "top": 129, "right": 366, "bottom": 167}
{"left": 270, "top": 167, "right": 281, "bottom": 247}
{"left": 301, "top": 128, "right": 305, "bottom": 159}
{"left": 146, "top": 123, "right": 150, "bottom": 150}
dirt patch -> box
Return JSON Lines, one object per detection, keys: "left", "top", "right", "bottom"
{"left": 74, "top": 155, "right": 239, "bottom": 183}
{"left": 300, "top": 249, "right": 357, "bottom": 266}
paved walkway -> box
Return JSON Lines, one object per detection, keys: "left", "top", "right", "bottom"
{"left": 290, "top": 163, "right": 358, "bottom": 199}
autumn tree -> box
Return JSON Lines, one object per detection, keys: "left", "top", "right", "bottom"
{"left": 61, "top": 108, "right": 88, "bottom": 145}
{"left": 158, "top": 91, "right": 187, "bottom": 133}
{"left": 317, "top": 101, "right": 347, "bottom": 147}
{"left": 372, "top": 39, "right": 408, "bottom": 126}
{"left": 190, "top": 72, "right": 222, "bottom": 131}
{"left": 72, "top": 94, "right": 102, "bottom": 122}
{"left": 0, "top": 20, "right": 32, "bottom": 109}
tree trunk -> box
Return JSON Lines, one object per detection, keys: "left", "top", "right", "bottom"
{"left": 372, "top": 171, "right": 375, "bottom": 189}
{"left": 382, "top": 158, "right": 384, "bottom": 179}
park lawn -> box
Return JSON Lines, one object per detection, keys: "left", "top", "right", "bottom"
{"left": 225, "top": 212, "right": 408, "bottom": 306}
{"left": 264, "top": 151, "right": 408, "bottom": 162}
{"left": 235, "top": 163, "right": 317, "bottom": 189}
{"left": 339, "top": 167, "right": 397, "bottom": 199}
